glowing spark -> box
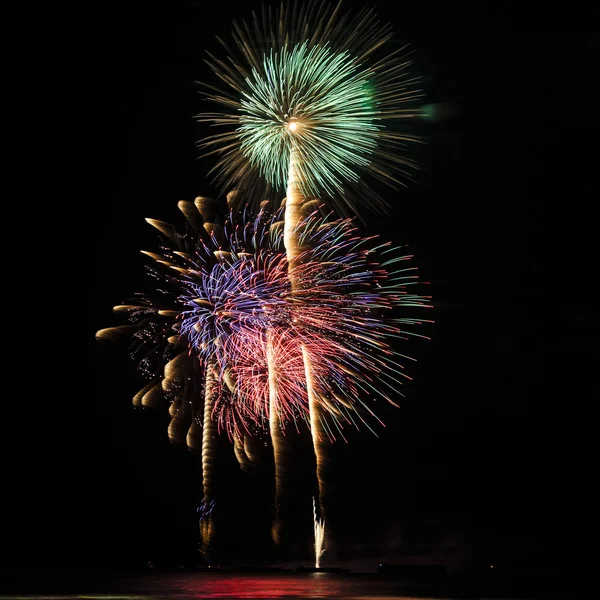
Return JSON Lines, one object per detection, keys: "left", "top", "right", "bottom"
{"left": 313, "top": 497, "right": 326, "bottom": 569}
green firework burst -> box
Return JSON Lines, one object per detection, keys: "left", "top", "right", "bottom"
{"left": 198, "top": 0, "right": 424, "bottom": 213}
{"left": 238, "top": 42, "right": 378, "bottom": 197}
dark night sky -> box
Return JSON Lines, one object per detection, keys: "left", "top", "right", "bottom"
{"left": 14, "top": 0, "right": 599, "bottom": 579}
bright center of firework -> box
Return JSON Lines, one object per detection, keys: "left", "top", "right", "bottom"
{"left": 287, "top": 121, "right": 298, "bottom": 132}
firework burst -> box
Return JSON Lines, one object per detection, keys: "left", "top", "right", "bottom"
{"left": 96, "top": 196, "right": 280, "bottom": 555}
{"left": 220, "top": 211, "right": 433, "bottom": 439}
{"left": 97, "top": 197, "right": 432, "bottom": 551}
{"left": 199, "top": 0, "right": 423, "bottom": 213}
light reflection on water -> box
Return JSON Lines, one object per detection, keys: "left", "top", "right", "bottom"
{"left": 0, "top": 572, "right": 457, "bottom": 600}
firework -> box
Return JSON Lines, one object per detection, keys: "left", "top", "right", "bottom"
{"left": 198, "top": 1, "right": 425, "bottom": 538}
{"left": 199, "top": 0, "right": 423, "bottom": 214}
{"left": 313, "top": 497, "right": 326, "bottom": 569}
{"left": 220, "top": 209, "right": 432, "bottom": 540}
{"left": 221, "top": 211, "right": 432, "bottom": 438}
{"left": 96, "top": 197, "right": 303, "bottom": 550}
{"left": 97, "top": 196, "right": 431, "bottom": 552}
{"left": 96, "top": 195, "right": 275, "bottom": 555}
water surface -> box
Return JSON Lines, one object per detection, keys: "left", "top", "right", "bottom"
{"left": 1, "top": 570, "right": 566, "bottom": 599}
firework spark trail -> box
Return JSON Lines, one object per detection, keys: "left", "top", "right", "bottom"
{"left": 313, "top": 497, "right": 326, "bottom": 569}
{"left": 233, "top": 431, "right": 253, "bottom": 471}
{"left": 201, "top": 358, "right": 218, "bottom": 555}
{"left": 184, "top": 198, "right": 222, "bottom": 557}
{"left": 286, "top": 137, "right": 328, "bottom": 530}
{"left": 303, "top": 344, "right": 327, "bottom": 527}
{"left": 266, "top": 328, "right": 287, "bottom": 545}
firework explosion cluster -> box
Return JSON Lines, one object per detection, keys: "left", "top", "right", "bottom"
{"left": 98, "top": 0, "right": 432, "bottom": 562}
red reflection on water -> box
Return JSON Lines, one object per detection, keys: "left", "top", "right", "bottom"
{"left": 175, "top": 573, "right": 344, "bottom": 598}
{"left": 116, "top": 572, "right": 428, "bottom": 599}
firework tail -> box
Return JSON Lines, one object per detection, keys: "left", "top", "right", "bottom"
{"left": 313, "top": 497, "right": 326, "bottom": 569}
{"left": 284, "top": 144, "right": 327, "bottom": 527}
{"left": 194, "top": 197, "right": 223, "bottom": 559}
{"left": 233, "top": 434, "right": 252, "bottom": 470}
{"left": 266, "top": 327, "right": 288, "bottom": 545}
{"left": 201, "top": 357, "right": 218, "bottom": 556}
{"left": 303, "top": 344, "right": 327, "bottom": 522}
{"left": 221, "top": 362, "right": 258, "bottom": 472}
